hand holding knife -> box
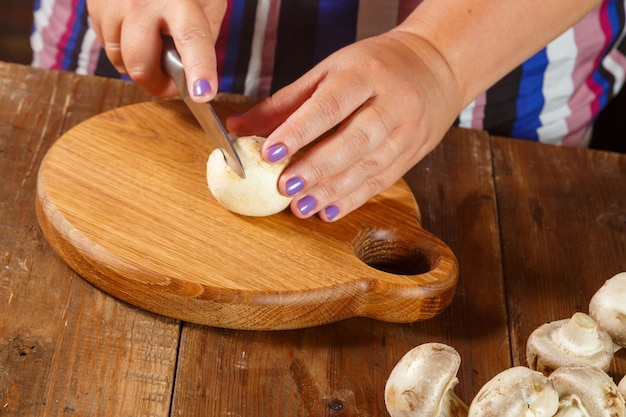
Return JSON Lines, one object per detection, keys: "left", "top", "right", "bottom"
{"left": 161, "top": 36, "right": 246, "bottom": 178}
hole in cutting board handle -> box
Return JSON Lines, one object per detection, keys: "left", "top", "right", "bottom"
{"left": 352, "top": 229, "right": 433, "bottom": 275}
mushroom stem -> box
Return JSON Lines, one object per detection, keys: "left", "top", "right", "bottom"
{"left": 385, "top": 343, "right": 468, "bottom": 417}
{"left": 557, "top": 312, "right": 608, "bottom": 354}
{"left": 526, "top": 312, "right": 614, "bottom": 375}
{"left": 552, "top": 395, "right": 592, "bottom": 417}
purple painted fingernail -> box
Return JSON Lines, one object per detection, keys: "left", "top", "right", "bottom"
{"left": 267, "top": 144, "right": 287, "bottom": 163}
{"left": 324, "top": 205, "right": 340, "bottom": 221}
{"left": 297, "top": 195, "right": 317, "bottom": 216}
{"left": 285, "top": 177, "right": 305, "bottom": 196}
{"left": 193, "top": 78, "right": 212, "bottom": 97}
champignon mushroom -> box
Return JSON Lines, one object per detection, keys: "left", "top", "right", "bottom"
{"left": 526, "top": 312, "right": 614, "bottom": 375}
{"left": 589, "top": 272, "right": 626, "bottom": 351}
{"left": 619, "top": 375, "right": 626, "bottom": 401}
{"left": 384, "top": 342, "right": 468, "bottom": 417}
{"left": 206, "top": 135, "right": 292, "bottom": 216}
{"left": 548, "top": 365, "right": 626, "bottom": 417}
{"left": 467, "top": 366, "right": 559, "bottom": 417}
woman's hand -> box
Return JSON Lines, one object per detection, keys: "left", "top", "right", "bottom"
{"left": 87, "top": 0, "right": 226, "bottom": 101}
{"left": 228, "top": 31, "right": 464, "bottom": 221}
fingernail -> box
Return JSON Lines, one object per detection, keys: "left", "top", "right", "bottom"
{"left": 297, "top": 195, "right": 317, "bottom": 216}
{"left": 285, "top": 177, "right": 305, "bottom": 196}
{"left": 193, "top": 78, "right": 212, "bottom": 97}
{"left": 324, "top": 205, "right": 340, "bottom": 221}
{"left": 267, "top": 144, "right": 287, "bottom": 163}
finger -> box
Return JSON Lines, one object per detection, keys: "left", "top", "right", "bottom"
{"left": 164, "top": 0, "right": 222, "bottom": 102}
{"left": 88, "top": 0, "right": 126, "bottom": 75}
{"left": 315, "top": 167, "right": 404, "bottom": 222}
{"left": 289, "top": 129, "right": 411, "bottom": 220}
{"left": 120, "top": 21, "right": 177, "bottom": 96}
{"left": 278, "top": 98, "right": 398, "bottom": 196}
{"left": 261, "top": 65, "right": 374, "bottom": 161}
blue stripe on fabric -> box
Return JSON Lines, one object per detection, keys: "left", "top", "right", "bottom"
{"left": 511, "top": 48, "right": 548, "bottom": 141}
{"left": 61, "top": 0, "right": 85, "bottom": 70}
{"left": 313, "top": 0, "right": 359, "bottom": 64}
{"left": 220, "top": 0, "right": 247, "bottom": 92}
{"left": 591, "top": 0, "right": 619, "bottom": 110}
{"left": 31, "top": 0, "right": 42, "bottom": 35}
{"left": 61, "top": 0, "right": 87, "bottom": 70}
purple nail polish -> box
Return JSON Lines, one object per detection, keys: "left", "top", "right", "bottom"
{"left": 297, "top": 195, "right": 317, "bottom": 216}
{"left": 324, "top": 205, "right": 340, "bottom": 221}
{"left": 267, "top": 144, "right": 287, "bottom": 163}
{"left": 193, "top": 78, "right": 211, "bottom": 97}
{"left": 285, "top": 177, "right": 305, "bottom": 196}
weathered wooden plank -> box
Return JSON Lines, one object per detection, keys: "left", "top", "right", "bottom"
{"left": 492, "top": 136, "right": 626, "bottom": 381}
{"left": 0, "top": 63, "right": 179, "bottom": 417}
{"left": 170, "top": 127, "right": 511, "bottom": 415}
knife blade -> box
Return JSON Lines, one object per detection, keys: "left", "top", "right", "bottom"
{"left": 161, "top": 37, "right": 245, "bottom": 178}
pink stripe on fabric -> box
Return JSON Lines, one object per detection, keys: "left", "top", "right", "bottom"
{"left": 471, "top": 92, "right": 487, "bottom": 129}
{"left": 38, "top": 0, "right": 73, "bottom": 69}
{"left": 562, "top": 4, "right": 604, "bottom": 146}
{"left": 257, "top": 0, "right": 281, "bottom": 98}
{"left": 397, "top": 0, "right": 423, "bottom": 23}
{"left": 588, "top": 1, "right": 614, "bottom": 116}
{"left": 53, "top": 0, "right": 81, "bottom": 69}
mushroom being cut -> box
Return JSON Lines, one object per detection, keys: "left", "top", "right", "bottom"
{"left": 526, "top": 312, "right": 614, "bottom": 375}
{"left": 384, "top": 342, "right": 468, "bottom": 417}
{"left": 548, "top": 365, "right": 626, "bottom": 417}
{"left": 467, "top": 366, "right": 559, "bottom": 417}
{"left": 589, "top": 271, "right": 626, "bottom": 350}
{"left": 206, "top": 135, "right": 292, "bottom": 216}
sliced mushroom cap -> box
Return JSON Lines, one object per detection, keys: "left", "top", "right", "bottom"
{"left": 384, "top": 342, "right": 468, "bottom": 417}
{"left": 548, "top": 365, "right": 625, "bottom": 417}
{"left": 589, "top": 272, "right": 626, "bottom": 349}
{"left": 468, "top": 366, "right": 558, "bottom": 417}
{"left": 526, "top": 312, "right": 614, "bottom": 375}
{"left": 206, "top": 135, "right": 292, "bottom": 216}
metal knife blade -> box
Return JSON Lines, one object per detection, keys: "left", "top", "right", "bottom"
{"left": 161, "top": 37, "right": 245, "bottom": 178}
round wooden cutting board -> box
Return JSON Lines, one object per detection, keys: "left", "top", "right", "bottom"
{"left": 36, "top": 98, "right": 458, "bottom": 330}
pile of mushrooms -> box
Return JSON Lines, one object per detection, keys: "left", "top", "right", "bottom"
{"left": 384, "top": 272, "right": 626, "bottom": 417}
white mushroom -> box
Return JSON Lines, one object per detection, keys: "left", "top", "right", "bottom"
{"left": 384, "top": 342, "right": 468, "bottom": 417}
{"left": 589, "top": 272, "right": 626, "bottom": 351}
{"left": 619, "top": 375, "right": 626, "bottom": 402}
{"left": 467, "top": 366, "right": 559, "bottom": 417}
{"left": 206, "top": 135, "right": 292, "bottom": 216}
{"left": 548, "top": 365, "right": 626, "bottom": 417}
{"left": 526, "top": 312, "right": 614, "bottom": 375}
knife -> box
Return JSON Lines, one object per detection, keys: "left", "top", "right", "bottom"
{"left": 161, "top": 37, "right": 245, "bottom": 178}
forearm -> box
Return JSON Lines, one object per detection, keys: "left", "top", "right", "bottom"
{"left": 397, "top": 0, "right": 603, "bottom": 106}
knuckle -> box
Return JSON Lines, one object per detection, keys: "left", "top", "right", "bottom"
{"left": 303, "top": 157, "right": 327, "bottom": 184}
{"left": 365, "top": 174, "right": 392, "bottom": 198}
{"left": 176, "top": 27, "right": 212, "bottom": 45}
{"left": 312, "top": 91, "right": 345, "bottom": 126}
{"left": 343, "top": 125, "right": 371, "bottom": 154}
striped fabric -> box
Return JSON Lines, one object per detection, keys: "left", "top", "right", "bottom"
{"left": 31, "top": 0, "right": 626, "bottom": 147}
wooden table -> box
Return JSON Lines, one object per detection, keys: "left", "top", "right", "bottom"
{"left": 1, "top": 61, "right": 625, "bottom": 416}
